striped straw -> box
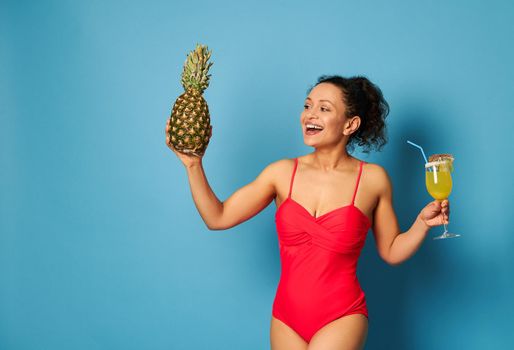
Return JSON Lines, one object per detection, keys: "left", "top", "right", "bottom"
{"left": 407, "top": 140, "right": 428, "bottom": 164}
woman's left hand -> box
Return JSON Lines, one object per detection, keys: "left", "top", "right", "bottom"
{"left": 419, "top": 200, "right": 450, "bottom": 227}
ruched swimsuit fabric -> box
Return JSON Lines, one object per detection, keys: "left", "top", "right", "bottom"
{"left": 272, "top": 158, "right": 371, "bottom": 343}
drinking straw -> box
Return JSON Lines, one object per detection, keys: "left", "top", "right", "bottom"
{"left": 407, "top": 140, "right": 428, "bottom": 163}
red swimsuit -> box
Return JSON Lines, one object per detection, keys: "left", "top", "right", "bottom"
{"left": 272, "top": 158, "right": 371, "bottom": 343}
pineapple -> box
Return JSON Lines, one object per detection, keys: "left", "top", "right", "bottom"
{"left": 168, "top": 44, "right": 213, "bottom": 156}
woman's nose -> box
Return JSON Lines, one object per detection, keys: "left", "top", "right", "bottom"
{"left": 305, "top": 109, "right": 317, "bottom": 119}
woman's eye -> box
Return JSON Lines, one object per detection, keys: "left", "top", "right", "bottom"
{"left": 321, "top": 106, "right": 330, "bottom": 112}
{"left": 304, "top": 104, "right": 310, "bottom": 110}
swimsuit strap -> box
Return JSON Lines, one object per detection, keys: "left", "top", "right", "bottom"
{"left": 288, "top": 158, "right": 299, "bottom": 198}
{"left": 351, "top": 161, "right": 365, "bottom": 205}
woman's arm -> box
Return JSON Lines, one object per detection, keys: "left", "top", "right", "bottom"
{"left": 166, "top": 120, "right": 280, "bottom": 230}
{"left": 183, "top": 161, "right": 277, "bottom": 230}
{"left": 370, "top": 165, "right": 450, "bottom": 266}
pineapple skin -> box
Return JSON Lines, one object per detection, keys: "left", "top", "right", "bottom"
{"left": 169, "top": 88, "right": 212, "bottom": 157}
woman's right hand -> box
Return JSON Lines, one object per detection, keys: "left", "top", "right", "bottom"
{"left": 165, "top": 118, "right": 203, "bottom": 168}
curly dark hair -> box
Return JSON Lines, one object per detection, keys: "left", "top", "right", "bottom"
{"left": 310, "top": 75, "right": 389, "bottom": 153}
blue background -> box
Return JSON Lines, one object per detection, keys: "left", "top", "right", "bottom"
{"left": 2, "top": 0, "right": 513, "bottom": 349}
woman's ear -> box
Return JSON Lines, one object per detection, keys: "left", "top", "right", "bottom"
{"left": 343, "top": 116, "right": 361, "bottom": 136}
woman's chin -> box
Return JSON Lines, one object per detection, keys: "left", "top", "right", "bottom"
{"left": 303, "top": 139, "right": 319, "bottom": 147}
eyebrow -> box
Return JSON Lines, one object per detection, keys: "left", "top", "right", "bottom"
{"left": 305, "top": 97, "right": 336, "bottom": 107}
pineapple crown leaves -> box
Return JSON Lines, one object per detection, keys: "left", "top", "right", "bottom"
{"left": 180, "top": 44, "right": 213, "bottom": 93}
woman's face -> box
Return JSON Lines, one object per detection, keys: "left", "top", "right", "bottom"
{"left": 301, "top": 83, "right": 353, "bottom": 149}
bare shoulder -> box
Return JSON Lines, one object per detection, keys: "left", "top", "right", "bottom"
{"left": 259, "top": 158, "right": 295, "bottom": 182}
{"left": 362, "top": 162, "right": 392, "bottom": 194}
{"left": 275, "top": 158, "right": 296, "bottom": 169}
{"left": 257, "top": 158, "right": 295, "bottom": 196}
{"left": 262, "top": 158, "right": 295, "bottom": 175}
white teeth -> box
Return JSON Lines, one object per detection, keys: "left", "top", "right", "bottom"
{"left": 306, "top": 123, "right": 323, "bottom": 130}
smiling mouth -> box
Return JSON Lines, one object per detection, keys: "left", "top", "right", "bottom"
{"left": 305, "top": 129, "right": 323, "bottom": 136}
{"left": 305, "top": 123, "right": 324, "bottom": 136}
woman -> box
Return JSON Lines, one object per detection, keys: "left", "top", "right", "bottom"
{"left": 165, "top": 75, "right": 450, "bottom": 350}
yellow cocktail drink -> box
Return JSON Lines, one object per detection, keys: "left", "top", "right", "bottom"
{"left": 426, "top": 169, "right": 452, "bottom": 200}
{"left": 415, "top": 151, "right": 460, "bottom": 239}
